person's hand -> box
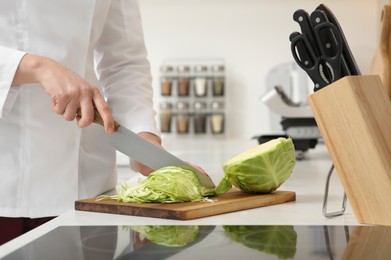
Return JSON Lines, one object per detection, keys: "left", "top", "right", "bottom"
{"left": 13, "top": 54, "right": 115, "bottom": 134}
{"left": 131, "top": 132, "right": 211, "bottom": 180}
{"left": 131, "top": 132, "right": 162, "bottom": 176}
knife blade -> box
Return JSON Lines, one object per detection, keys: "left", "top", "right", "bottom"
{"left": 79, "top": 108, "right": 216, "bottom": 188}
{"left": 110, "top": 125, "right": 215, "bottom": 188}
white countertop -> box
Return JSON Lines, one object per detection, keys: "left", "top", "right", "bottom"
{"left": 0, "top": 136, "right": 358, "bottom": 258}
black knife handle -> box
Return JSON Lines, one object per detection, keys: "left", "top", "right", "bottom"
{"left": 315, "top": 4, "right": 361, "bottom": 76}
{"left": 293, "top": 9, "right": 320, "bottom": 56}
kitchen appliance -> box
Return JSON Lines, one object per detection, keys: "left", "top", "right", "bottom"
{"left": 4, "top": 225, "right": 391, "bottom": 259}
{"left": 257, "top": 62, "right": 320, "bottom": 160}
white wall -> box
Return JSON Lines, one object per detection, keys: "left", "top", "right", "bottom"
{"left": 139, "top": 0, "right": 380, "bottom": 139}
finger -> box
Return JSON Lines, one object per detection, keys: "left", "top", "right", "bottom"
{"left": 51, "top": 95, "right": 68, "bottom": 115}
{"left": 76, "top": 97, "right": 94, "bottom": 128}
{"left": 62, "top": 97, "right": 80, "bottom": 121}
{"left": 190, "top": 163, "right": 211, "bottom": 178}
{"left": 92, "top": 89, "right": 114, "bottom": 134}
{"left": 191, "top": 163, "right": 205, "bottom": 173}
{"left": 132, "top": 160, "right": 154, "bottom": 176}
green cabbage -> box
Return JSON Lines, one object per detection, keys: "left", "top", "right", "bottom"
{"left": 98, "top": 137, "right": 295, "bottom": 203}
{"left": 216, "top": 137, "right": 296, "bottom": 194}
{"left": 129, "top": 226, "right": 200, "bottom": 247}
{"left": 223, "top": 225, "right": 297, "bottom": 259}
{"left": 97, "top": 166, "right": 215, "bottom": 203}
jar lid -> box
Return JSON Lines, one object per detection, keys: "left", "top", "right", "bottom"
{"left": 160, "top": 102, "right": 172, "bottom": 109}
{"left": 176, "top": 101, "right": 189, "bottom": 111}
{"left": 194, "top": 101, "right": 207, "bottom": 111}
{"left": 211, "top": 64, "right": 225, "bottom": 72}
{"left": 211, "top": 101, "right": 224, "bottom": 110}
{"left": 160, "top": 65, "right": 173, "bottom": 72}
{"left": 177, "top": 65, "right": 190, "bottom": 73}
{"left": 194, "top": 65, "right": 208, "bottom": 72}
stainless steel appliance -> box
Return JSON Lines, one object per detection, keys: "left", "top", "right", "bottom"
{"left": 256, "top": 62, "right": 321, "bottom": 159}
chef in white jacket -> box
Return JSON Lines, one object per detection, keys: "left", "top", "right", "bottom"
{"left": 0, "top": 0, "right": 162, "bottom": 244}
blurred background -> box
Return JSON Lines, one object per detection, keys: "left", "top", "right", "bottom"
{"left": 138, "top": 0, "right": 381, "bottom": 141}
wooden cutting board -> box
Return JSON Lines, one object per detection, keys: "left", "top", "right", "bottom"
{"left": 75, "top": 189, "right": 295, "bottom": 220}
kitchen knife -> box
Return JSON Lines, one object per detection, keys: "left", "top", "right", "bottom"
{"left": 293, "top": 9, "right": 320, "bottom": 55}
{"left": 79, "top": 109, "right": 216, "bottom": 188}
{"left": 290, "top": 8, "right": 343, "bottom": 91}
{"left": 292, "top": 9, "right": 333, "bottom": 89}
{"left": 310, "top": 10, "right": 343, "bottom": 83}
{"left": 315, "top": 4, "right": 361, "bottom": 76}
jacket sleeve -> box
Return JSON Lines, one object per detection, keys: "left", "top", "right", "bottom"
{"left": 0, "top": 46, "right": 26, "bottom": 118}
{"left": 94, "top": 0, "right": 159, "bottom": 136}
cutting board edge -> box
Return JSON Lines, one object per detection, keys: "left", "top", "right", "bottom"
{"left": 181, "top": 191, "right": 296, "bottom": 220}
{"left": 74, "top": 200, "right": 185, "bottom": 220}
{"left": 75, "top": 190, "right": 296, "bottom": 220}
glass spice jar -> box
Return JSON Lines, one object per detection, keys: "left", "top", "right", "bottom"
{"left": 177, "top": 65, "right": 191, "bottom": 96}
{"left": 176, "top": 101, "right": 190, "bottom": 134}
{"left": 210, "top": 101, "right": 225, "bottom": 134}
{"left": 160, "top": 65, "right": 174, "bottom": 96}
{"left": 211, "top": 64, "right": 225, "bottom": 96}
{"left": 159, "top": 102, "right": 173, "bottom": 133}
{"left": 193, "top": 101, "right": 207, "bottom": 134}
{"left": 194, "top": 65, "right": 208, "bottom": 97}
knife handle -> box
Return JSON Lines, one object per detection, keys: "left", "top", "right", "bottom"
{"left": 76, "top": 107, "right": 120, "bottom": 130}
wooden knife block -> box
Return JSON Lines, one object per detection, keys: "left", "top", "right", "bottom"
{"left": 308, "top": 75, "right": 391, "bottom": 226}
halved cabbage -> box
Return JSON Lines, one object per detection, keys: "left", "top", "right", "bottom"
{"left": 216, "top": 137, "right": 296, "bottom": 194}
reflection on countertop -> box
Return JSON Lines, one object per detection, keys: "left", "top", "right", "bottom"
{"left": 4, "top": 225, "right": 391, "bottom": 260}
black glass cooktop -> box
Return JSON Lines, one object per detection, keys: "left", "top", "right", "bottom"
{"left": 3, "top": 225, "right": 391, "bottom": 260}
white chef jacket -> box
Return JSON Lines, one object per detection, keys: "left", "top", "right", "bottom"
{"left": 0, "top": 0, "right": 159, "bottom": 218}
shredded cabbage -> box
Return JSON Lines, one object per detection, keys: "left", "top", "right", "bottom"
{"left": 129, "top": 226, "right": 200, "bottom": 247}
{"left": 97, "top": 166, "right": 215, "bottom": 203}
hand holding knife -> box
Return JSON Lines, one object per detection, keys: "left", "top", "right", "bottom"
{"left": 77, "top": 108, "right": 216, "bottom": 188}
